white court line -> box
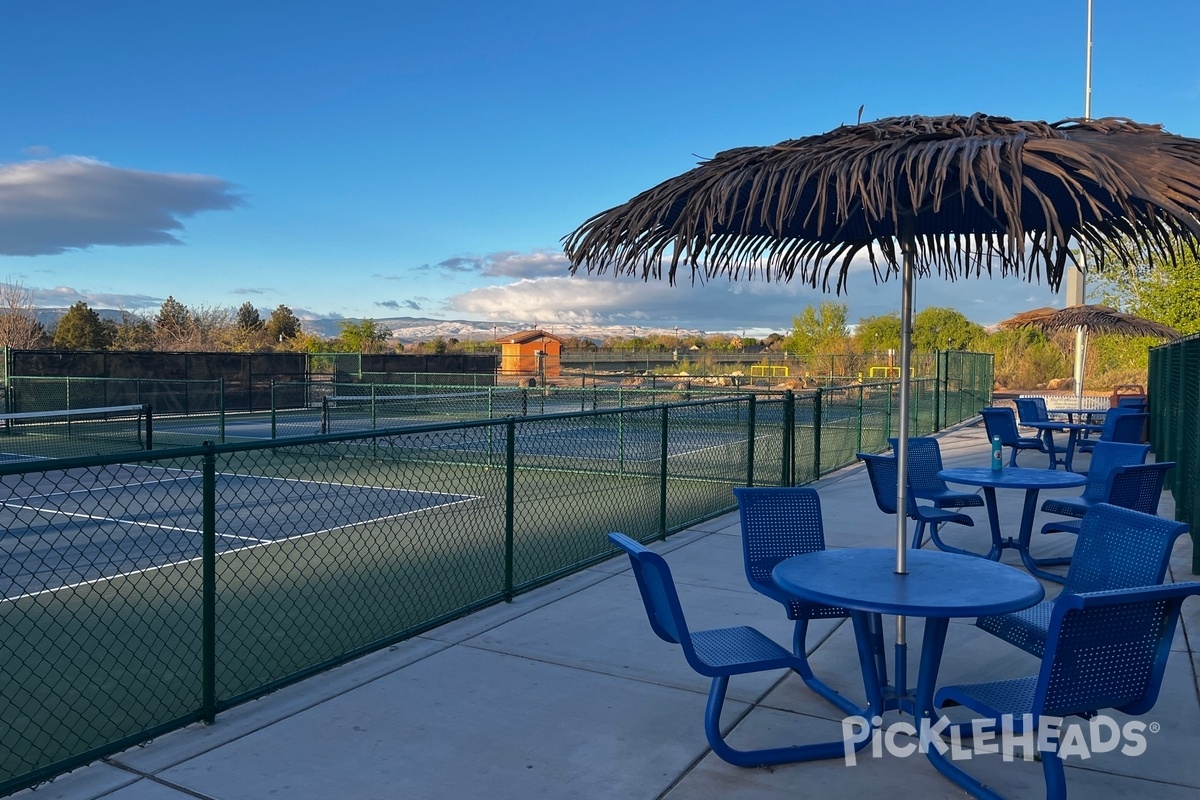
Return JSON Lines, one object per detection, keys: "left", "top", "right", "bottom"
{"left": 2, "top": 491, "right": 481, "bottom": 604}
{"left": 0, "top": 500, "right": 271, "bottom": 544}
{"left": 12, "top": 472, "right": 203, "bottom": 504}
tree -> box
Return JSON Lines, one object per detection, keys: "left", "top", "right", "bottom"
{"left": 265, "top": 305, "right": 301, "bottom": 343}
{"left": 236, "top": 302, "right": 263, "bottom": 331}
{"left": 911, "top": 307, "right": 984, "bottom": 351}
{"left": 1092, "top": 244, "right": 1200, "bottom": 335}
{"left": 53, "top": 301, "right": 111, "bottom": 350}
{"left": 854, "top": 312, "right": 902, "bottom": 353}
{"left": 0, "top": 279, "right": 48, "bottom": 349}
{"left": 111, "top": 311, "right": 155, "bottom": 350}
{"left": 338, "top": 319, "right": 391, "bottom": 353}
{"left": 154, "top": 296, "right": 191, "bottom": 348}
{"left": 784, "top": 301, "right": 850, "bottom": 354}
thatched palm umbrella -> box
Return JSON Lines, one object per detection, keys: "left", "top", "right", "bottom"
{"left": 999, "top": 303, "right": 1180, "bottom": 400}
{"left": 565, "top": 114, "right": 1200, "bottom": 580}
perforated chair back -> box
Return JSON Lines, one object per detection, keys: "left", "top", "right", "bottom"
{"left": 980, "top": 407, "right": 1021, "bottom": 445}
{"left": 608, "top": 532, "right": 689, "bottom": 647}
{"left": 887, "top": 436, "right": 947, "bottom": 497}
{"left": 1038, "top": 583, "right": 1200, "bottom": 717}
{"left": 858, "top": 452, "right": 900, "bottom": 515}
{"left": 1015, "top": 397, "right": 1050, "bottom": 424}
{"left": 1064, "top": 504, "right": 1190, "bottom": 595}
{"left": 1107, "top": 462, "right": 1174, "bottom": 515}
{"left": 1108, "top": 412, "right": 1149, "bottom": 444}
{"left": 1078, "top": 441, "right": 1150, "bottom": 503}
{"left": 733, "top": 487, "right": 847, "bottom": 621}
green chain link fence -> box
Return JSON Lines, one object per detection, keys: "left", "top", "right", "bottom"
{"left": 0, "top": 352, "right": 991, "bottom": 794}
{"left": 1148, "top": 333, "right": 1200, "bottom": 572}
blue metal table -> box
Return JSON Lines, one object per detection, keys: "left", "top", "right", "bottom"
{"left": 1021, "top": 420, "right": 1097, "bottom": 471}
{"left": 772, "top": 549, "right": 1044, "bottom": 745}
{"left": 937, "top": 467, "right": 1086, "bottom": 582}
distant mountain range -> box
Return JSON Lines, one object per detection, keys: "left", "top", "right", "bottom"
{"left": 31, "top": 309, "right": 711, "bottom": 345}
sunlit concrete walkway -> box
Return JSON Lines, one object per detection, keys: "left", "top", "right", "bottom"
{"left": 17, "top": 421, "right": 1200, "bottom": 799}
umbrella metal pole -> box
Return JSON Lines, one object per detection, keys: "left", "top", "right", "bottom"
{"left": 893, "top": 234, "right": 916, "bottom": 698}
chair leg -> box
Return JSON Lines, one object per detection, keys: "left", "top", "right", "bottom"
{"left": 926, "top": 522, "right": 986, "bottom": 558}
{"left": 1042, "top": 747, "right": 1067, "bottom": 800}
{"left": 911, "top": 520, "right": 927, "bottom": 549}
{"left": 703, "top": 675, "right": 861, "bottom": 766}
{"left": 1009, "top": 447, "right": 1019, "bottom": 467}
{"left": 791, "top": 620, "right": 867, "bottom": 718}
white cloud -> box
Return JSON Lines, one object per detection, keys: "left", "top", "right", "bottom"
{"left": 28, "top": 285, "right": 163, "bottom": 310}
{"left": 0, "top": 157, "right": 241, "bottom": 256}
{"left": 445, "top": 252, "right": 1068, "bottom": 332}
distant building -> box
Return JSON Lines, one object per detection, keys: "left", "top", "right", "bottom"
{"left": 496, "top": 330, "right": 564, "bottom": 379}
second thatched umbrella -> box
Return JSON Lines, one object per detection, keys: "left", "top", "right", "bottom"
{"left": 999, "top": 304, "right": 1180, "bottom": 401}
{"left": 565, "top": 113, "right": 1200, "bottom": 577}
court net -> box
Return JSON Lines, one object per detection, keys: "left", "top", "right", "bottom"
{"left": 320, "top": 388, "right": 528, "bottom": 433}
{"left": 0, "top": 404, "right": 151, "bottom": 460}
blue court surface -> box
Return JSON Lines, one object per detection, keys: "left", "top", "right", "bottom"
{"left": 0, "top": 463, "right": 477, "bottom": 601}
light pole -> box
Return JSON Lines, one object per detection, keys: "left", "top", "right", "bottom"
{"left": 1066, "top": 0, "right": 1093, "bottom": 403}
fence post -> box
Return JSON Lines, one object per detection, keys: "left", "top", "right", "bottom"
{"left": 218, "top": 378, "right": 226, "bottom": 443}
{"left": 504, "top": 418, "right": 515, "bottom": 600}
{"left": 201, "top": 445, "right": 217, "bottom": 723}
{"left": 812, "top": 389, "right": 823, "bottom": 479}
{"left": 856, "top": 385, "right": 864, "bottom": 453}
{"left": 933, "top": 350, "right": 943, "bottom": 432}
{"left": 659, "top": 405, "right": 669, "bottom": 539}
{"left": 783, "top": 390, "right": 794, "bottom": 486}
{"left": 746, "top": 395, "right": 756, "bottom": 487}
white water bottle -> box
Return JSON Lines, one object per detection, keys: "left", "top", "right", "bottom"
{"left": 991, "top": 435, "right": 1003, "bottom": 471}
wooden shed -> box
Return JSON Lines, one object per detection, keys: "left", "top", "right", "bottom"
{"left": 497, "top": 330, "right": 563, "bottom": 379}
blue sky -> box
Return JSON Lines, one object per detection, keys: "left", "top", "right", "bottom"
{"left": 2, "top": 0, "right": 1198, "bottom": 336}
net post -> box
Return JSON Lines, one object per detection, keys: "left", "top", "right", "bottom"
{"left": 144, "top": 404, "right": 153, "bottom": 450}
{"left": 201, "top": 444, "right": 217, "bottom": 723}
{"left": 320, "top": 395, "right": 329, "bottom": 435}
{"left": 270, "top": 381, "right": 277, "bottom": 439}
{"left": 218, "top": 378, "right": 226, "bottom": 443}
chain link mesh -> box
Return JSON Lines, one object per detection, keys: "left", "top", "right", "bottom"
{"left": 0, "top": 355, "right": 993, "bottom": 793}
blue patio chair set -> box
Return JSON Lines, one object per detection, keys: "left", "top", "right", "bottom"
{"left": 607, "top": 427, "right": 1189, "bottom": 796}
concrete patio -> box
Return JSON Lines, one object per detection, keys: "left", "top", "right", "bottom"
{"left": 16, "top": 421, "right": 1200, "bottom": 799}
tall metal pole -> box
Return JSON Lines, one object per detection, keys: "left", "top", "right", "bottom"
{"left": 1068, "top": 0, "right": 1093, "bottom": 403}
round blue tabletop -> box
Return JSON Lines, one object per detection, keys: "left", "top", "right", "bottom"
{"left": 937, "top": 466, "right": 1087, "bottom": 490}
{"left": 771, "top": 548, "right": 1045, "bottom": 617}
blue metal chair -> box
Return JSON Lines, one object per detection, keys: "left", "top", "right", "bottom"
{"left": 976, "top": 503, "right": 1189, "bottom": 658}
{"left": 1077, "top": 407, "right": 1148, "bottom": 453}
{"left": 981, "top": 407, "right": 1047, "bottom": 467}
{"left": 1038, "top": 441, "right": 1150, "bottom": 534}
{"left": 607, "top": 531, "right": 861, "bottom": 766}
{"left": 1042, "top": 458, "right": 1171, "bottom": 537}
{"left": 734, "top": 487, "right": 876, "bottom": 717}
{"left": 1015, "top": 397, "right": 1048, "bottom": 424}
{"left": 858, "top": 452, "right": 976, "bottom": 553}
{"left": 1014, "top": 397, "right": 1068, "bottom": 459}
{"left": 887, "top": 436, "right": 985, "bottom": 513}
{"left": 933, "top": 582, "right": 1200, "bottom": 800}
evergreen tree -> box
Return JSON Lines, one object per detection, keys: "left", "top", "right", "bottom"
{"left": 52, "top": 301, "right": 111, "bottom": 350}
{"left": 236, "top": 302, "right": 263, "bottom": 331}
{"left": 265, "top": 305, "right": 301, "bottom": 342}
